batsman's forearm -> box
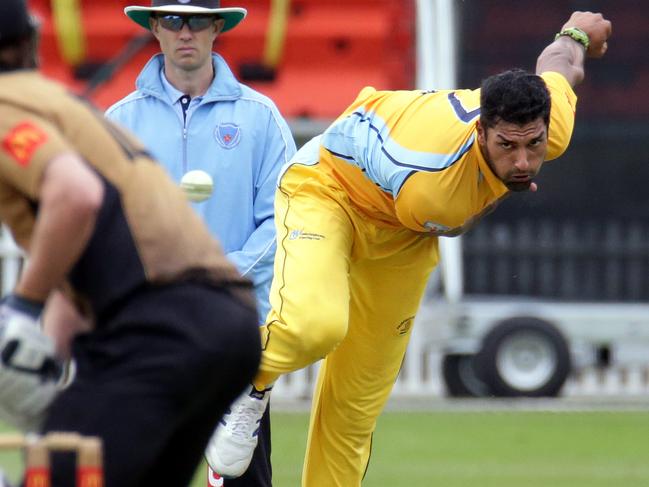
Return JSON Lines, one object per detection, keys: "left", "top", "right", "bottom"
{"left": 17, "top": 199, "right": 98, "bottom": 302}
{"left": 536, "top": 36, "right": 586, "bottom": 87}
{"left": 15, "top": 154, "right": 103, "bottom": 303}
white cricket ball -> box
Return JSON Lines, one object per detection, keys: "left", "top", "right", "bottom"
{"left": 180, "top": 169, "right": 214, "bottom": 203}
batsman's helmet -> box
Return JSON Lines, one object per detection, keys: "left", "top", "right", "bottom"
{"left": 0, "top": 0, "right": 37, "bottom": 49}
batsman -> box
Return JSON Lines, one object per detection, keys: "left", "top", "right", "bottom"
{"left": 0, "top": 1, "right": 261, "bottom": 485}
{"left": 207, "top": 10, "right": 613, "bottom": 487}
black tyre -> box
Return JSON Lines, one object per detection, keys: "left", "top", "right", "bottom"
{"left": 441, "top": 353, "right": 491, "bottom": 397}
{"left": 476, "top": 317, "right": 571, "bottom": 397}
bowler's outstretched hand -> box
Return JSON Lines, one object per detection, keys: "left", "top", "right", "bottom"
{"left": 562, "top": 11, "right": 612, "bottom": 58}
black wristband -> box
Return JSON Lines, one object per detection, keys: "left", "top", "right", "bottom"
{"left": 4, "top": 294, "right": 44, "bottom": 318}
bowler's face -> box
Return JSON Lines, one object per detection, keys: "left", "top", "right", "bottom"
{"left": 477, "top": 118, "right": 548, "bottom": 192}
{"left": 150, "top": 15, "right": 224, "bottom": 73}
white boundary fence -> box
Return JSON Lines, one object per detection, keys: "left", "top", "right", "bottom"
{"left": 0, "top": 229, "right": 23, "bottom": 296}
{"left": 1, "top": 228, "right": 648, "bottom": 399}
{"left": 273, "top": 317, "right": 649, "bottom": 401}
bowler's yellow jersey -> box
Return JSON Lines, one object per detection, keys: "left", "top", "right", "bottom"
{"left": 316, "top": 71, "right": 576, "bottom": 235}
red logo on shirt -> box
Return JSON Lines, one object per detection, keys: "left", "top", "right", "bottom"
{"left": 2, "top": 122, "right": 48, "bottom": 166}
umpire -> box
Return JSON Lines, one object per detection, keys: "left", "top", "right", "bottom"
{"left": 0, "top": 1, "right": 261, "bottom": 486}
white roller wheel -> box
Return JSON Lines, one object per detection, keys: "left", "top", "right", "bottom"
{"left": 495, "top": 331, "right": 557, "bottom": 391}
{"left": 477, "top": 317, "right": 571, "bottom": 397}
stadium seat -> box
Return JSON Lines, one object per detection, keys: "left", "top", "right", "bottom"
{"left": 28, "top": 0, "right": 416, "bottom": 120}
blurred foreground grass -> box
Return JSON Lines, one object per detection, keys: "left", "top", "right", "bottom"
{"left": 3, "top": 410, "right": 649, "bottom": 486}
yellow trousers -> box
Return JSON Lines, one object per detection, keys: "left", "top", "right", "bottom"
{"left": 256, "top": 162, "right": 439, "bottom": 486}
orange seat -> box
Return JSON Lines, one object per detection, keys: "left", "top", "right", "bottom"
{"left": 28, "top": 0, "right": 415, "bottom": 119}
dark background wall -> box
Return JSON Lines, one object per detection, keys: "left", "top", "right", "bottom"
{"left": 456, "top": 1, "right": 649, "bottom": 299}
{"left": 458, "top": 0, "right": 649, "bottom": 220}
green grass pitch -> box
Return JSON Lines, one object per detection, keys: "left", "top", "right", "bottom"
{"left": 3, "top": 410, "right": 649, "bottom": 486}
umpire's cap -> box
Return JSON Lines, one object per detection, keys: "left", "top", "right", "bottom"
{"left": 125, "top": 0, "right": 246, "bottom": 33}
{"left": 0, "top": 0, "right": 36, "bottom": 48}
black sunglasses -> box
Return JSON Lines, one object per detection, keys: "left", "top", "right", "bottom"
{"left": 156, "top": 14, "right": 216, "bottom": 32}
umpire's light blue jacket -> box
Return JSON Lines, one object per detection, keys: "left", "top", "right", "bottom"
{"left": 106, "top": 53, "right": 296, "bottom": 323}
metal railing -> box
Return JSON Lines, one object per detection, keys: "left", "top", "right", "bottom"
{"left": 463, "top": 219, "right": 649, "bottom": 301}
{"left": 0, "top": 229, "right": 23, "bottom": 296}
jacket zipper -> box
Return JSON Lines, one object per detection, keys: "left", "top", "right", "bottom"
{"left": 183, "top": 125, "right": 188, "bottom": 173}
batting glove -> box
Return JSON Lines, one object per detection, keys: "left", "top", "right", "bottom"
{"left": 0, "top": 294, "right": 62, "bottom": 432}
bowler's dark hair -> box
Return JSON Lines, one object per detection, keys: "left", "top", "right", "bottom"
{"left": 479, "top": 69, "right": 551, "bottom": 129}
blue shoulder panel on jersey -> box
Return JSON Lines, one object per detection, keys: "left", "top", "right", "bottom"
{"left": 322, "top": 107, "right": 476, "bottom": 196}
{"left": 324, "top": 109, "right": 475, "bottom": 172}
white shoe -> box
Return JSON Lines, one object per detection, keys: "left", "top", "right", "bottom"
{"left": 205, "top": 385, "right": 271, "bottom": 479}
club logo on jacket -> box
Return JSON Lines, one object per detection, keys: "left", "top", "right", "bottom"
{"left": 215, "top": 123, "right": 241, "bottom": 149}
